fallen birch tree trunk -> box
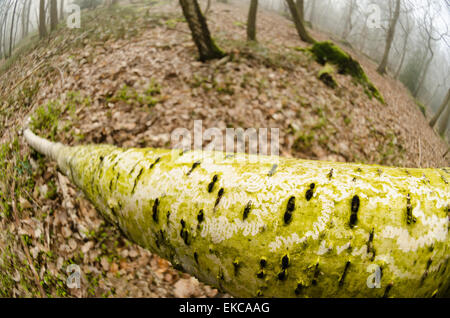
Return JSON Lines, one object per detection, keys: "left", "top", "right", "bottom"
{"left": 24, "top": 129, "right": 449, "bottom": 298}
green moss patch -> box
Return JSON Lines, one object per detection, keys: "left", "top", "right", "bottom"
{"left": 318, "top": 63, "right": 337, "bottom": 89}
{"left": 309, "top": 41, "right": 384, "bottom": 104}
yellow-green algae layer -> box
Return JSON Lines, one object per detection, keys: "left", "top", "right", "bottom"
{"left": 53, "top": 144, "right": 449, "bottom": 298}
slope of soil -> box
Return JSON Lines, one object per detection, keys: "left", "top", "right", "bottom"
{"left": 0, "top": 0, "right": 448, "bottom": 297}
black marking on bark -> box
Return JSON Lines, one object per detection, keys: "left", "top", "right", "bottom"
{"left": 338, "top": 261, "right": 351, "bottom": 287}
{"left": 131, "top": 167, "right": 144, "bottom": 194}
{"left": 327, "top": 169, "right": 334, "bottom": 180}
{"left": 233, "top": 259, "right": 240, "bottom": 276}
{"left": 194, "top": 252, "right": 199, "bottom": 264}
{"left": 197, "top": 209, "right": 204, "bottom": 224}
{"left": 256, "top": 290, "right": 263, "bottom": 297}
{"left": 187, "top": 161, "right": 201, "bottom": 176}
{"left": 155, "top": 230, "right": 165, "bottom": 249}
{"left": 352, "top": 177, "right": 357, "bottom": 182}
{"left": 243, "top": 201, "right": 252, "bottom": 220}
{"left": 257, "top": 270, "right": 266, "bottom": 279}
{"left": 180, "top": 219, "right": 186, "bottom": 228}
{"left": 284, "top": 196, "right": 295, "bottom": 224}
{"left": 150, "top": 157, "right": 161, "bottom": 169}
{"left": 350, "top": 195, "right": 360, "bottom": 228}
{"left": 406, "top": 194, "right": 416, "bottom": 225}
{"left": 383, "top": 283, "right": 393, "bottom": 298}
{"left": 268, "top": 164, "right": 278, "bottom": 177}
{"left": 367, "top": 228, "right": 374, "bottom": 252}
{"left": 312, "top": 263, "right": 320, "bottom": 286}
{"left": 180, "top": 227, "right": 190, "bottom": 245}
{"left": 112, "top": 172, "right": 121, "bottom": 192}
{"left": 277, "top": 269, "right": 287, "bottom": 281}
{"left": 215, "top": 188, "right": 224, "bottom": 207}
{"left": 440, "top": 174, "right": 448, "bottom": 184}
{"left": 166, "top": 211, "right": 171, "bottom": 225}
{"left": 281, "top": 255, "right": 290, "bottom": 269}
{"left": 152, "top": 198, "right": 160, "bottom": 223}
{"left": 260, "top": 258, "right": 267, "bottom": 268}
{"left": 295, "top": 283, "right": 304, "bottom": 295}
{"left": 208, "top": 175, "right": 219, "bottom": 193}
{"left": 426, "top": 258, "right": 432, "bottom": 270}
{"left": 305, "top": 183, "right": 315, "bottom": 201}
{"left": 367, "top": 228, "right": 376, "bottom": 261}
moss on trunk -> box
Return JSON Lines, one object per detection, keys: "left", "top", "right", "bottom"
{"left": 25, "top": 130, "right": 450, "bottom": 298}
{"left": 309, "top": 41, "right": 384, "bottom": 104}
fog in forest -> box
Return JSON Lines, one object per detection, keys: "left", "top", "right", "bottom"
{"left": 1, "top": 0, "right": 449, "bottom": 132}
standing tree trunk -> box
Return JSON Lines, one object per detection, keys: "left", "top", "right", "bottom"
{"left": 285, "top": 0, "right": 315, "bottom": 44}
{"left": 429, "top": 88, "right": 450, "bottom": 128}
{"left": 179, "top": 0, "right": 225, "bottom": 62}
{"left": 394, "top": 33, "right": 409, "bottom": 79}
{"left": 204, "top": 0, "right": 211, "bottom": 15}
{"left": 377, "top": 0, "right": 401, "bottom": 75}
{"left": 247, "top": 0, "right": 258, "bottom": 42}
{"left": 60, "top": 0, "right": 65, "bottom": 20}
{"left": 8, "top": 0, "right": 19, "bottom": 58}
{"left": 437, "top": 103, "right": 450, "bottom": 136}
{"left": 296, "top": 0, "right": 304, "bottom": 22}
{"left": 341, "top": 0, "right": 355, "bottom": 40}
{"left": 39, "top": 0, "right": 47, "bottom": 39}
{"left": 413, "top": 52, "right": 433, "bottom": 97}
{"left": 50, "top": 0, "right": 58, "bottom": 32}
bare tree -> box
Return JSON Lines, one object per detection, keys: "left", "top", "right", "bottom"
{"left": 179, "top": 0, "right": 225, "bottom": 62}
{"left": 285, "top": 0, "right": 315, "bottom": 43}
{"left": 296, "top": 0, "right": 304, "bottom": 22}
{"left": 430, "top": 88, "right": 450, "bottom": 128}
{"left": 413, "top": 2, "right": 446, "bottom": 97}
{"left": 7, "top": 0, "right": 19, "bottom": 58}
{"left": 394, "top": 12, "right": 413, "bottom": 79}
{"left": 437, "top": 103, "right": 450, "bottom": 136}
{"left": 60, "top": 0, "right": 65, "bottom": 20}
{"left": 50, "top": 0, "right": 58, "bottom": 32}
{"left": 247, "top": 0, "right": 258, "bottom": 41}
{"left": 377, "top": 0, "right": 401, "bottom": 75}
{"left": 341, "top": 0, "right": 357, "bottom": 40}
{"left": 39, "top": 0, "right": 47, "bottom": 38}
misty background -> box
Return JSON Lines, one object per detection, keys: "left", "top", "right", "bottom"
{"left": 0, "top": 0, "right": 449, "bottom": 134}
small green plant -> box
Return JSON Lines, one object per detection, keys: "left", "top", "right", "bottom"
{"left": 30, "top": 101, "right": 63, "bottom": 141}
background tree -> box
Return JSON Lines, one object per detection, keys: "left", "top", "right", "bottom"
{"left": 394, "top": 12, "right": 413, "bottom": 79}
{"left": 429, "top": 88, "right": 450, "bottom": 128}
{"left": 179, "top": 0, "right": 225, "bottom": 62}
{"left": 436, "top": 103, "right": 450, "bottom": 136}
{"left": 413, "top": 1, "right": 446, "bottom": 97}
{"left": 296, "top": 0, "right": 304, "bottom": 22}
{"left": 7, "top": 0, "right": 19, "bottom": 58}
{"left": 341, "top": 0, "right": 356, "bottom": 40}
{"left": 39, "top": 0, "right": 47, "bottom": 39}
{"left": 60, "top": 0, "right": 65, "bottom": 20}
{"left": 247, "top": 0, "right": 258, "bottom": 41}
{"left": 50, "top": 0, "right": 58, "bottom": 32}
{"left": 377, "top": 0, "right": 401, "bottom": 74}
{"left": 285, "top": 0, "right": 314, "bottom": 43}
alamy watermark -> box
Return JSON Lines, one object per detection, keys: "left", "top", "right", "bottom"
{"left": 66, "top": 264, "right": 81, "bottom": 289}
{"left": 66, "top": 4, "right": 81, "bottom": 29}
{"left": 170, "top": 120, "right": 280, "bottom": 164}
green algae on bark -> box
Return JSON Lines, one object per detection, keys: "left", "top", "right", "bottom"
{"left": 24, "top": 129, "right": 449, "bottom": 298}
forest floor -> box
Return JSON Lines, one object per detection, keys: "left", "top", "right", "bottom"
{"left": 0, "top": 0, "right": 448, "bottom": 297}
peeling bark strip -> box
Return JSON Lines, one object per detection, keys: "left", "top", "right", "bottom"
{"left": 24, "top": 129, "right": 450, "bottom": 298}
